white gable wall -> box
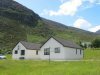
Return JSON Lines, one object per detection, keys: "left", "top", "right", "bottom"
{"left": 12, "top": 42, "right": 26, "bottom": 59}
{"left": 39, "top": 38, "right": 66, "bottom": 60}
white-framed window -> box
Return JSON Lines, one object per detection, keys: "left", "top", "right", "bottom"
{"left": 55, "top": 47, "right": 60, "bottom": 53}
{"left": 44, "top": 48, "right": 50, "bottom": 55}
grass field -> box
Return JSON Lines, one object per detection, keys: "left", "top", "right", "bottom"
{"left": 84, "top": 48, "right": 100, "bottom": 60}
{"left": 0, "top": 49, "right": 100, "bottom": 75}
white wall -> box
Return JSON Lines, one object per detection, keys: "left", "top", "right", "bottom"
{"left": 12, "top": 42, "right": 40, "bottom": 60}
{"left": 64, "top": 47, "right": 83, "bottom": 60}
{"left": 25, "top": 50, "right": 40, "bottom": 60}
{"left": 40, "top": 38, "right": 65, "bottom": 60}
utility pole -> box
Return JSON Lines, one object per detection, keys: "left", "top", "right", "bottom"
{"left": 49, "top": 47, "right": 50, "bottom": 63}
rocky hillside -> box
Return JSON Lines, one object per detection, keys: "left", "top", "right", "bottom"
{"left": 0, "top": 0, "right": 40, "bottom": 27}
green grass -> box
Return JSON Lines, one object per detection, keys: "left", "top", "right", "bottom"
{"left": 0, "top": 60, "right": 100, "bottom": 75}
{"left": 0, "top": 48, "right": 100, "bottom": 75}
{"left": 84, "top": 48, "right": 100, "bottom": 60}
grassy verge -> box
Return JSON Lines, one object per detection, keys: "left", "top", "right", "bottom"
{"left": 0, "top": 60, "right": 100, "bottom": 75}
{"left": 0, "top": 48, "right": 100, "bottom": 75}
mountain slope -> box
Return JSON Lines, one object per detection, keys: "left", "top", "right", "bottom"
{"left": 42, "top": 18, "right": 99, "bottom": 41}
{"left": 0, "top": 0, "right": 40, "bottom": 27}
{"left": 0, "top": 0, "right": 100, "bottom": 52}
{"left": 96, "top": 30, "right": 100, "bottom": 34}
{"left": 0, "top": 0, "right": 54, "bottom": 50}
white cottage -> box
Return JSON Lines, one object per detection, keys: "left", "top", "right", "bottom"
{"left": 12, "top": 41, "right": 41, "bottom": 60}
{"left": 12, "top": 37, "right": 83, "bottom": 60}
{"left": 39, "top": 37, "right": 83, "bottom": 60}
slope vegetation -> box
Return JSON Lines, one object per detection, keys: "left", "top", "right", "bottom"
{"left": 0, "top": 0, "right": 100, "bottom": 51}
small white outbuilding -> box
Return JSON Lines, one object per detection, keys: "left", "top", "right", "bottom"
{"left": 12, "top": 41, "right": 41, "bottom": 60}
{"left": 12, "top": 37, "right": 83, "bottom": 60}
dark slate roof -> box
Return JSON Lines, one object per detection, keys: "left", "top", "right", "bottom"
{"left": 20, "top": 41, "right": 41, "bottom": 50}
{"left": 41, "top": 37, "right": 82, "bottom": 49}
{"left": 54, "top": 38, "right": 82, "bottom": 49}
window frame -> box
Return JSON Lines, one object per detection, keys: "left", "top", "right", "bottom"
{"left": 76, "top": 49, "right": 77, "bottom": 54}
{"left": 55, "top": 47, "right": 60, "bottom": 53}
{"left": 21, "top": 50, "right": 25, "bottom": 55}
{"left": 44, "top": 48, "right": 50, "bottom": 55}
{"left": 80, "top": 50, "right": 82, "bottom": 54}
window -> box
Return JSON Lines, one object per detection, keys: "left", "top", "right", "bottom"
{"left": 55, "top": 47, "right": 60, "bottom": 53}
{"left": 44, "top": 48, "right": 50, "bottom": 55}
{"left": 15, "top": 50, "right": 18, "bottom": 54}
{"left": 36, "top": 50, "right": 38, "bottom": 55}
{"left": 21, "top": 50, "right": 25, "bottom": 55}
{"left": 17, "top": 45, "right": 20, "bottom": 50}
{"left": 80, "top": 50, "right": 82, "bottom": 54}
{"left": 76, "top": 49, "right": 77, "bottom": 54}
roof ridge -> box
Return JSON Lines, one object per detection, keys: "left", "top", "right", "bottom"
{"left": 20, "top": 41, "right": 41, "bottom": 45}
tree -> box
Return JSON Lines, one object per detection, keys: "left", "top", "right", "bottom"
{"left": 83, "top": 43, "right": 87, "bottom": 49}
{"left": 78, "top": 41, "right": 83, "bottom": 48}
{"left": 92, "top": 39, "right": 100, "bottom": 48}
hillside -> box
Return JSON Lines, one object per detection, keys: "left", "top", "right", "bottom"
{"left": 42, "top": 18, "right": 100, "bottom": 41}
{"left": 96, "top": 30, "right": 100, "bottom": 34}
{"left": 0, "top": 0, "right": 40, "bottom": 27}
{"left": 0, "top": 0, "right": 100, "bottom": 52}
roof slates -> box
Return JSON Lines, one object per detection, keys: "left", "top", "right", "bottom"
{"left": 20, "top": 41, "right": 41, "bottom": 50}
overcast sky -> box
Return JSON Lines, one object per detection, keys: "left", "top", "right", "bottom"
{"left": 15, "top": 0, "right": 100, "bottom": 32}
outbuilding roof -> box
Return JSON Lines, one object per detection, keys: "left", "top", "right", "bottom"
{"left": 20, "top": 41, "right": 41, "bottom": 50}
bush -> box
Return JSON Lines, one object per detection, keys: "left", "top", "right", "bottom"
{"left": 92, "top": 39, "right": 100, "bottom": 48}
